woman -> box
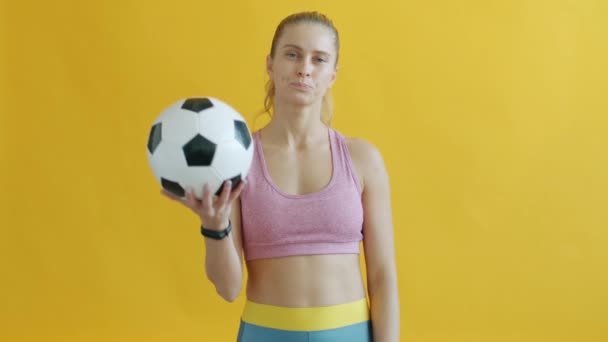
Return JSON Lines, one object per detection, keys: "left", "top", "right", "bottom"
{"left": 162, "top": 11, "right": 399, "bottom": 342}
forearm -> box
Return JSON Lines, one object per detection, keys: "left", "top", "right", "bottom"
{"left": 369, "top": 277, "right": 400, "bottom": 342}
{"left": 204, "top": 237, "right": 242, "bottom": 302}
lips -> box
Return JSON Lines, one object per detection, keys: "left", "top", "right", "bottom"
{"left": 290, "top": 82, "right": 313, "bottom": 90}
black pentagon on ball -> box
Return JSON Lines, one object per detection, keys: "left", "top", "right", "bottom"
{"left": 214, "top": 174, "right": 242, "bottom": 197}
{"left": 182, "top": 98, "right": 213, "bottom": 113}
{"left": 183, "top": 134, "right": 217, "bottom": 166}
{"left": 161, "top": 177, "right": 185, "bottom": 197}
{"left": 147, "top": 122, "right": 162, "bottom": 154}
{"left": 234, "top": 120, "right": 251, "bottom": 149}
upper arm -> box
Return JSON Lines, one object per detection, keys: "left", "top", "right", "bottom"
{"left": 349, "top": 138, "right": 397, "bottom": 286}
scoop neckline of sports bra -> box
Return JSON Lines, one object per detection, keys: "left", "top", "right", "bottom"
{"left": 254, "top": 128, "right": 337, "bottom": 199}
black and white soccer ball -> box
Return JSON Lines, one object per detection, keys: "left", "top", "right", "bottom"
{"left": 146, "top": 97, "right": 253, "bottom": 199}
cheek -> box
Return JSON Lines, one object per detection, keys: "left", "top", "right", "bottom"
{"left": 316, "top": 72, "right": 334, "bottom": 87}
{"left": 275, "top": 66, "right": 293, "bottom": 82}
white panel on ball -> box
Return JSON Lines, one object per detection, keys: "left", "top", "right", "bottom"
{"left": 179, "top": 166, "right": 224, "bottom": 199}
{"left": 212, "top": 140, "right": 254, "bottom": 180}
{"left": 148, "top": 141, "right": 188, "bottom": 182}
{"left": 208, "top": 97, "right": 244, "bottom": 122}
{"left": 159, "top": 108, "right": 199, "bottom": 145}
{"left": 197, "top": 107, "right": 235, "bottom": 144}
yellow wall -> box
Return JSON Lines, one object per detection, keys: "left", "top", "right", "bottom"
{"left": 1, "top": 0, "right": 607, "bottom": 341}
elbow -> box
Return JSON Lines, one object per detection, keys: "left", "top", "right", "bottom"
{"left": 207, "top": 272, "right": 242, "bottom": 303}
{"left": 205, "top": 257, "right": 243, "bottom": 302}
{"left": 216, "top": 283, "right": 242, "bottom": 303}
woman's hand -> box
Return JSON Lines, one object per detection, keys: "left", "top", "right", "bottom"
{"left": 160, "top": 180, "right": 246, "bottom": 231}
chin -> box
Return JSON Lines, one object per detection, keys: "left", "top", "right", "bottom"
{"left": 276, "top": 93, "right": 315, "bottom": 107}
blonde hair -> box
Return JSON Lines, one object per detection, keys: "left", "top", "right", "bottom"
{"left": 257, "top": 11, "right": 340, "bottom": 128}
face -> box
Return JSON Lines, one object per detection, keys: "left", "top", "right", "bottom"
{"left": 267, "top": 23, "right": 337, "bottom": 107}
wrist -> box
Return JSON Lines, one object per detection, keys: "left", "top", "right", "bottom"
{"left": 200, "top": 219, "right": 230, "bottom": 232}
{"left": 201, "top": 220, "right": 232, "bottom": 240}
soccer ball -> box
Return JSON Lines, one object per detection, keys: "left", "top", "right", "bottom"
{"left": 146, "top": 97, "right": 254, "bottom": 199}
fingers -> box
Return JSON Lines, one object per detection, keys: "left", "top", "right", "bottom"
{"left": 160, "top": 179, "right": 247, "bottom": 217}
{"left": 227, "top": 179, "right": 247, "bottom": 203}
{"left": 216, "top": 180, "right": 232, "bottom": 208}
{"left": 184, "top": 187, "right": 199, "bottom": 209}
{"left": 201, "top": 183, "right": 213, "bottom": 214}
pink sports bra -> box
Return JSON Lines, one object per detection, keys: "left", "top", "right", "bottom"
{"left": 239, "top": 128, "right": 364, "bottom": 261}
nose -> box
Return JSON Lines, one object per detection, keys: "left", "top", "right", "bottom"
{"left": 297, "top": 60, "right": 312, "bottom": 78}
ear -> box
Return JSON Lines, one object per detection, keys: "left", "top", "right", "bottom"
{"left": 266, "top": 55, "right": 273, "bottom": 77}
{"left": 328, "top": 67, "right": 337, "bottom": 88}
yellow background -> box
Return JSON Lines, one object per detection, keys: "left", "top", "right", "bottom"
{"left": 1, "top": 0, "right": 607, "bottom": 341}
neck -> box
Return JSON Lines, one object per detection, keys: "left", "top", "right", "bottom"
{"left": 263, "top": 100, "right": 328, "bottom": 149}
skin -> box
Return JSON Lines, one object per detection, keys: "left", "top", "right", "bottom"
{"left": 162, "top": 22, "right": 399, "bottom": 341}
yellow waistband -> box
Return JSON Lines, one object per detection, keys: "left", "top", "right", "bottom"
{"left": 241, "top": 298, "right": 370, "bottom": 331}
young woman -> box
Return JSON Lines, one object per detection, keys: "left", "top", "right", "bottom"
{"left": 162, "top": 11, "right": 400, "bottom": 342}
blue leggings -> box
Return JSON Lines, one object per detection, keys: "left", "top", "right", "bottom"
{"left": 237, "top": 320, "right": 373, "bottom": 342}
{"left": 236, "top": 298, "right": 373, "bottom": 342}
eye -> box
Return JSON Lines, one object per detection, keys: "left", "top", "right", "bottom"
{"left": 285, "top": 51, "right": 298, "bottom": 58}
{"left": 315, "top": 57, "right": 328, "bottom": 63}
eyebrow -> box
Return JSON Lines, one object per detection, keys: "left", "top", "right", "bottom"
{"left": 281, "top": 44, "right": 331, "bottom": 56}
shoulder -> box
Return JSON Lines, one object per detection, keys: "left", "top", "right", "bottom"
{"left": 344, "top": 136, "right": 385, "bottom": 167}
{"left": 342, "top": 134, "right": 388, "bottom": 192}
